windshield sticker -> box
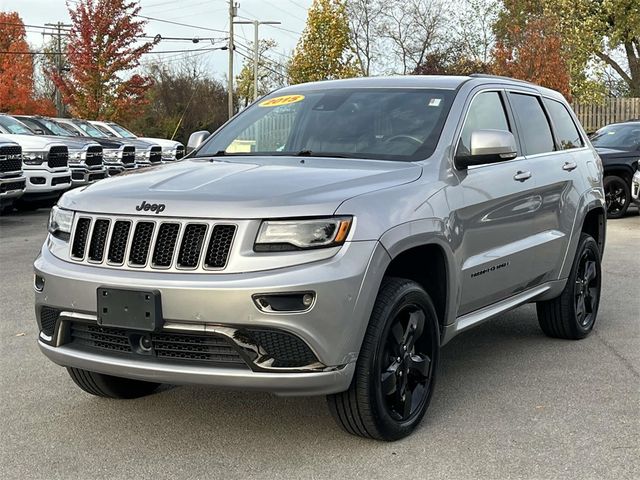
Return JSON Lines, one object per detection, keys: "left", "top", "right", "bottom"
{"left": 428, "top": 98, "right": 442, "bottom": 107}
{"left": 259, "top": 95, "right": 305, "bottom": 107}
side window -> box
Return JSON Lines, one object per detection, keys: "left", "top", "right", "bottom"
{"left": 458, "top": 91, "right": 510, "bottom": 155}
{"left": 543, "top": 98, "right": 584, "bottom": 150}
{"left": 509, "top": 93, "right": 555, "bottom": 155}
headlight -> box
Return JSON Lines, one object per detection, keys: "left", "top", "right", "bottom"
{"left": 69, "top": 151, "right": 82, "bottom": 161}
{"left": 254, "top": 217, "right": 352, "bottom": 252}
{"left": 48, "top": 206, "right": 74, "bottom": 239}
{"left": 103, "top": 149, "right": 119, "bottom": 160}
{"left": 23, "top": 150, "right": 47, "bottom": 165}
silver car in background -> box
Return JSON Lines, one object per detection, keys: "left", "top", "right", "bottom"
{"left": 34, "top": 75, "right": 606, "bottom": 441}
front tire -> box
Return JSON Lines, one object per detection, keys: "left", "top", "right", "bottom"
{"left": 67, "top": 367, "right": 160, "bottom": 399}
{"left": 604, "top": 175, "right": 630, "bottom": 219}
{"left": 327, "top": 277, "right": 440, "bottom": 441}
{"left": 536, "top": 233, "right": 601, "bottom": 339}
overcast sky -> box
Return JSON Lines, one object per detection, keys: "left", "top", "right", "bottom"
{"left": 1, "top": 0, "right": 312, "bottom": 80}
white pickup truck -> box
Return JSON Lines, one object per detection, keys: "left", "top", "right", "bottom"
{"left": 0, "top": 134, "right": 70, "bottom": 208}
{"left": 0, "top": 139, "right": 26, "bottom": 212}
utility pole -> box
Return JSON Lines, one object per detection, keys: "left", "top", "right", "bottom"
{"left": 227, "top": 0, "right": 237, "bottom": 119}
{"left": 234, "top": 20, "right": 280, "bottom": 102}
{"left": 44, "top": 22, "right": 72, "bottom": 116}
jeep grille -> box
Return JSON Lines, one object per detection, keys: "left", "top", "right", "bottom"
{"left": 69, "top": 215, "right": 237, "bottom": 271}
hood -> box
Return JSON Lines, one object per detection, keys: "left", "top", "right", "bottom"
{"left": 138, "top": 137, "right": 183, "bottom": 149}
{"left": 86, "top": 137, "right": 131, "bottom": 150}
{"left": 59, "top": 156, "right": 422, "bottom": 218}
{"left": 0, "top": 134, "right": 66, "bottom": 151}
{"left": 97, "top": 136, "right": 159, "bottom": 150}
{"left": 595, "top": 147, "right": 639, "bottom": 158}
{"left": 36, "top": 135, "right": 100, "bottom": 150}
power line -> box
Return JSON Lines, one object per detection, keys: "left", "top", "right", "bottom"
{"left": 136, "top": 14, "right": 228, "bottom": 34}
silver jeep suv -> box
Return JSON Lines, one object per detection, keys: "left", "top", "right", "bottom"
{"left": 34, "top": 75, "right": 606, "bottom": 441}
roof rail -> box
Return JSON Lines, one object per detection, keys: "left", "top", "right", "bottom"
{"left": 468, "top": 73, "right": 536, "bottom": 86}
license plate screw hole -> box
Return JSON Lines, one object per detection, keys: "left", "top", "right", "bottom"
{"left": 145, "top": 312, "right": 150, "bottom": 318}
{"left": 102, "top": 307, "right": 108, "bottom": 313}
{"left": 145, "top": 295, "right": 150, "bottom": 301}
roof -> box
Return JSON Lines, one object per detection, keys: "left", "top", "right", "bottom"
{"left": 276, "top": 74, "right": 566, "bottom": 100}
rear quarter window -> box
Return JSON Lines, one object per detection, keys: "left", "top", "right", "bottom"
{"left": 543, "top": 98, "right": 584, "bottom": 150}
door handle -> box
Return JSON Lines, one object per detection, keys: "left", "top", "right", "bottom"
{"left": 562, "top": 162, "right": 577, "bottom": 172}
{"left": 513, "top": 170, "right": 532, "bottom": 182}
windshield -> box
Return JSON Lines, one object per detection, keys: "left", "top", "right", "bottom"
{"left": 93, "top": 124, "right": 115, "bottom": 136}
{"left": 196, "top": 88, "right": 455, "bottom": 161}
{"left": 591, "top": 124, "right": 640, "bottom": 149}
{"left": 55, "top": 121, "right": 82, "bottom": 136}
{"left": 109, "top": 123, "right": 137, "bottom": 138}
{"left": 42, "top": 118, "right": 75, "bottom": 136}
{"left": 74, "top": 120, "right": 108, "bottom": 138}
{"left": 0, "top": 116, "right": 35, "bottom": 135}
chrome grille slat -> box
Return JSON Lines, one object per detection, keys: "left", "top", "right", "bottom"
{"left": 69, "top": 215, "right": 237, "bottom": 272}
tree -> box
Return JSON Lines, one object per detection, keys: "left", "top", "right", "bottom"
{"left": 49, "top": 0, "right": 154, "bottom": 122}
{"left": 378, "top": 0, "right": 445, "bottom": 75}
{"left": 346, "top": 0, "right": 385, "bottom": 76}
{"left": 235, "top": 39, "right": 286, "bottom": 107}
{"left": 550, "top": 0, "right": 640, "bottom": 97}
{"left": 0, "top": 12, "right": 55, "bottom": 115}
{"left": 127, "top": 58, "right": 228, "bottom": 145}
{"left": 288, "top": 0, "right": 360, "bottom": 84}
{"left": 492, "top": 16, "right": 572, "bottom": 98}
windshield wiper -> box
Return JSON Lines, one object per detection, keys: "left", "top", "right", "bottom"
{"left": 294, "top": 150, "right": 350, "bottom": 158}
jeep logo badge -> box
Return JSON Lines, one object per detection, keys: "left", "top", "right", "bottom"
{"left": 135, "top": 201, "right": 165, "bottom": 214}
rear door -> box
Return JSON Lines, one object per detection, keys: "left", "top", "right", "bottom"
{"left": 507, "top": 92, "right": 586, "bottom": 282}
{"left": 455, "top": 89, "right": 543, "bottom": 316}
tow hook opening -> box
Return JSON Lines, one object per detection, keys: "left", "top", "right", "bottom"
{"left": 252, "top": 292, "right": 316, "bottom": 313}
{"left": 34, "top": 274, "right": 45, "bottom": 292}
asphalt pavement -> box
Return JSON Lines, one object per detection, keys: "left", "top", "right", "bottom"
{"left": 1, "top": 208, "right": 638, "bottom": 480}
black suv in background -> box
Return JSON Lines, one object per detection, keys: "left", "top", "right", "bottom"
{"left": 590, "top": 121, "right": 640, "bottom": 218}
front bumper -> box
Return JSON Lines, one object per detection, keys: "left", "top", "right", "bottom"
{"left": 38, "top": 340, "right": 355, "bottom": 395}
{"left": 632, "top": 170, "right": 640, "bottom": 205}
{"left": 23, "top": 168, "right": 71, "bottom": 197}
{"left": 0, "top": 175, "right": 26, "bottom": 203}
{"left": 34, "top": 241, "right": 389, "bottom": 395}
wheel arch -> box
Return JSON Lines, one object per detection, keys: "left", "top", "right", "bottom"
{"left": 379, "top": 220, "right": 458, "bottom": 332}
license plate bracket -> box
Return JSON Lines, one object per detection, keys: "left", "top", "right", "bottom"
{"left": 97, "top": 287, "right": 162, "bottom": 332}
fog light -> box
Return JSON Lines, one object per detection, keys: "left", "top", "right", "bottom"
{"left": 34, "top": 274, "right": 45, "bottom": 292}
{"left": 30, "top": 177, "right": 46, "bottom": 185}
{"left": 252, "top": 292, "right": 316, "bottom": 313}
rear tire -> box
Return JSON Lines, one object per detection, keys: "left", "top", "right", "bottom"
{"left": 67, "top": 367, "right": 160, "bottom": 399}
{"left": 327, "top": 277, "right": 440, "bottom": 441}
{"left": 604, "top": 175, "right": 630, "bottom": 219}
{"left": 536, "top": 233, "right": 601, "bottom": 339}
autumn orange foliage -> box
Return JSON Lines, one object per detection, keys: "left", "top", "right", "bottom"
{"left": 0, "top": 12, "right": 56, "bottom": 115}
{"left": 49, "top": 0, "right": 153, "bottom": 123}
{"left": 492, "top": 17, "right": 572, "bottom": 100}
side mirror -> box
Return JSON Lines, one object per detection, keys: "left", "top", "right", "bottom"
{"left": 455, "top": 129, "right": 517, "bottom": 169}
{"left": 186, "top": 130, "right": 211, "bottom": 154}
{"left": 34, "top": 128, "right": 45, "bottom": 135}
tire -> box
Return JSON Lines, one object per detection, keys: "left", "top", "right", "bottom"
{"left": 536, "top": 233, "right": 601, "bottom": 339}
{"left": 604, "top": 175, "right": 630, "bottom": 219}
{"left": 327, "top": 277, "right": 440, "bottom": 441}
{"left": 67, "top": 367, "right": 160, "bottom": 399}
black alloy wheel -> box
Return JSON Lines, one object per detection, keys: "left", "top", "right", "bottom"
{"left": 380, "top": 304, "right": 434, "bottom": 421}
{"left": 573, "top": 248, "right": 600, "bottom": 329}
{"left": 604, "top": 175, "right": 630, "bottom": 219}
{"left": 327, "top": 278, "right": 440, "bottom": 441}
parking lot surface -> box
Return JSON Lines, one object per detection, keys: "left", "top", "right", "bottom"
{"left": 1, "top": 209, "right": 638, "bottom": 480}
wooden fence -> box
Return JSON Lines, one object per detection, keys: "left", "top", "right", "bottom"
{"left": 571, "top": 98, "right": 640, "bottom": 133}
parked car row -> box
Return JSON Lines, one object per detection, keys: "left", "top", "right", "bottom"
{"left": 590, "top": 119, "right": 640, "bottom": 218}
{"left": 0, "top": 114, "right": 184, "bottom": 212}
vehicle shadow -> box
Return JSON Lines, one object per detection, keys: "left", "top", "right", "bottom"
{"left": 56, "top": 304, "right": 563, "bottom": 449}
